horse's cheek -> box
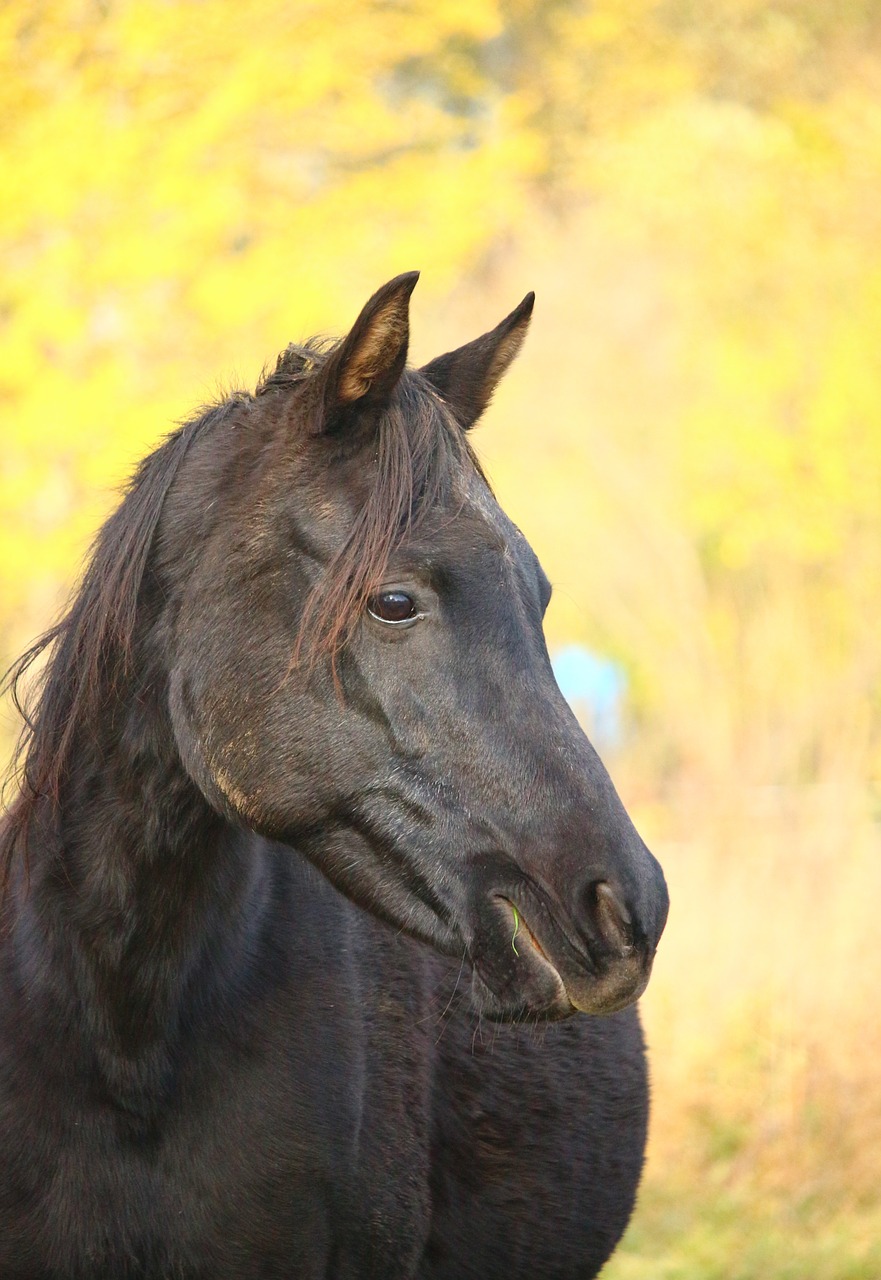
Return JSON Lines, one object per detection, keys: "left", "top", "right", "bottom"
{"left": 164, "top": 656, "right": 355, "bottom": 834}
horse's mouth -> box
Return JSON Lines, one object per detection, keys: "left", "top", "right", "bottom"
{"left": 491, "top": 894, "right": 652, "bottom": 1018}
{"left": 491, "top": 895, "right": 572, "bottom": 1013}
{"left": 502, "top": 899, "right": 562, "bottom": 977}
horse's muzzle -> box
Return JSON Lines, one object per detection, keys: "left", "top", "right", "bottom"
{"left": 471, "top": 857, "right": 668, "bottom": 1020}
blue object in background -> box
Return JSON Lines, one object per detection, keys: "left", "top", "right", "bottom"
{"left": 551, "top": 645, "right": 627, "bottom": 750}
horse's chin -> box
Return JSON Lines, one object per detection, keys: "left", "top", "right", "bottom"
{"left": 469, "top": 963, "right": 577, "bottom": 1024}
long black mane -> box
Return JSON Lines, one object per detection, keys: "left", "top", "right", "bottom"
{"left": 0, "top": 400, "right": 239, "bottom": 894}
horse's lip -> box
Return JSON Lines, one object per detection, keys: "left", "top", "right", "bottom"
{"left": 519, "top": 915, "right": 551, "bottom": 964}
{"left": 495, "top": 895, "right": 571, "bottom": 988}
{"left": 495, "top": 886, "right": 598, "bottom": 976}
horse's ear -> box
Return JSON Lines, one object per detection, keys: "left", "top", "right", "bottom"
{"left": 420, "top": 292, "right": 535, "bottom": 429}
{"left": 314, "top": 271, "right": 419, "bottom": 434}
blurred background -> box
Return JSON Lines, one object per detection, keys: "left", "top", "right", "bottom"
{"left": 3, "top": 2, "right": 881, "bottom": 1275}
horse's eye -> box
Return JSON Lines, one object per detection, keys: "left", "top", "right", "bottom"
{"left": 367, "top": 591, "right": 419, "bottom": 625}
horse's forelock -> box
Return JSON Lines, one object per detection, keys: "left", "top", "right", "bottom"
{"left": 294, "top": 370, "right": 478, "bottom": 668}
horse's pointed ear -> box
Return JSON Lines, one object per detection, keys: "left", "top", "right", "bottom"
{"left": 315, "top": 271, "right": 419, "bottom": 434}
{"left": 420, "top": 292, "right": 535, "bottom": 429}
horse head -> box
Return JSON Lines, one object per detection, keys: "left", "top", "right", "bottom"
{"left": 162, "top": 273, "right": 669, "bottom": 1020}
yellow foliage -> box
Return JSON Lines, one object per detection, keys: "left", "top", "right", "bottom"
{"left": 3, "top": 4, "right": 881, "bottom": 1273}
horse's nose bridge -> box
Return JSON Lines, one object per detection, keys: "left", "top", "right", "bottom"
{"left": 486, "top": 662, "right": 669, "bottom": 947}
{"left": 517, "top": 730, "right": 668, "bottom": 953}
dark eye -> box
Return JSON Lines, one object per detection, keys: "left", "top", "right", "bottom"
{"left": 367, "top": 590, "right": 420, "bottom": 625}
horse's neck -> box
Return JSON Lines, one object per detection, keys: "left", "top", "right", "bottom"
{"left": 13, "top": 688, "right": 266, "bottom": 1111}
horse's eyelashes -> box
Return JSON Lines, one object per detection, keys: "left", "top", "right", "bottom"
{"left": 367, "top": 590, "right": 420, "bottom": 626}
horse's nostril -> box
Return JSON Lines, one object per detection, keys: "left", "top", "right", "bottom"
{"left": 587, "top": 881, "right": 634, "bottom": 956}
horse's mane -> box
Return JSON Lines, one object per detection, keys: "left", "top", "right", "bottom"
{"left": 0, "top": 398, "right": 242, "bottom": 894}
{"left": 1, "top": 347, "right": 479, "bottom": 892}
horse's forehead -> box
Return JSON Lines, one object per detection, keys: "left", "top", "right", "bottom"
{"left": 453, "top": 466, "right": 530, "bottom": 558}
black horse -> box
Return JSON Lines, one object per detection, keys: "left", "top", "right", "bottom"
{"left": 0, "top": 273, "right": 669, "bottom": 1279}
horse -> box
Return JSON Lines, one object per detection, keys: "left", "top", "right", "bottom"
{"left": 0, "top": 272, "right": 669, "bottom": 1279}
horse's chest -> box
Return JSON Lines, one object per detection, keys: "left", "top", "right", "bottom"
{"left": 174, "top": 1004, "right": 434, "bottom": 1274}
{"left": 2, "top": 991, "right": 434, "bottom": 1278}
